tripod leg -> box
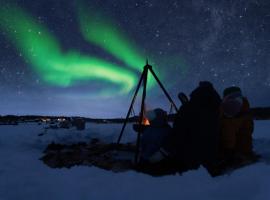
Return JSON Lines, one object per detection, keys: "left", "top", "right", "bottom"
{"left": 135, "top": 67, "right": 148, "bottom": 163}
{"left": 117, "top": 69, "right": 146, "bottom": 144}
{"left": 149, "top": 67, "right": 178, "bottom": 112}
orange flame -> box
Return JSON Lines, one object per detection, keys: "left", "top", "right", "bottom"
{"left": 140, "top": 106, "right": 150, "bottom": 125}
{"left": 142, "top": 116, "right": 150, "bottom": 125}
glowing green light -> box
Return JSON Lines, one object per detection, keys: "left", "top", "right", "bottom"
{"left": 77, "top": 6, "right": 155, "bottom": 87}
{"left": 0, "top": 5, "right": 137, "bottom": 94}
{"left": 78, "top": 6, "right": 145, "bottom": 71}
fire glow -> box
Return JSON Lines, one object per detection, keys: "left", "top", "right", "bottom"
{"left": 142, "top": 116, "right": 150, "bottom": 126}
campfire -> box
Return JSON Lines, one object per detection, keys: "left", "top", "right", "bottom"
{"left": 133, "top": 112, "right": 150, "bottom": 133}
{"left": 142, "top": 116, "right": 150, "bottom": 126}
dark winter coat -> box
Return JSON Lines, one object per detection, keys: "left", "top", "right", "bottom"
{"left": 163, "top": 83, "right": 221, "bottom": 167}
{"left": 188, "top": 83, "right": 221, "bottom": 164}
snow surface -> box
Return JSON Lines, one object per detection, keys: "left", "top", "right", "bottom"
{"left": 0, "top": 121, "right": 270, "bottom": 200}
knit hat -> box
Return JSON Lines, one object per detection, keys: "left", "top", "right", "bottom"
{"left": 223, "top": 86, "right": 242, "bottom": 98}
{"left": 222, "top": 86, "right": 243, "bottom": 117}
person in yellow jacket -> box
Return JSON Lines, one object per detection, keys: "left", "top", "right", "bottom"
{"left": 220, "top": 86, "right": 254, "bottom": 161}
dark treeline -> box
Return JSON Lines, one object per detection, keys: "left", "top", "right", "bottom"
{"left": 0, "top": 107, "right": 270, "bottom": 125}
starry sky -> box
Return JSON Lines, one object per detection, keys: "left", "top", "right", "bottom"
{"left": 0, "top": 0, "right": 269, "bottom": 118}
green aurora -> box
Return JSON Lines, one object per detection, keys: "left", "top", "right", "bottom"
{"left": 78, "top": 6, "right": 155, "bottom": 87}
{"left": 0, "top": 5, "right": 158, "bottom": 96}
{"left": 78, "top": 6, "right": 146, "bottom": 72}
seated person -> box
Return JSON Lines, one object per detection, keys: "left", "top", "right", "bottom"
{"left": 163, "top": 81, "right": 221, "bottom": 171}
{"left": 220, "top": 86, "right": 254, "bottom": 162}
{"left": 139, "top": 108, "right": 172, "bottom": 163}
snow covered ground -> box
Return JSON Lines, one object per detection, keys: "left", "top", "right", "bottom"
{"left": 0, "top": 121, "right": 270, "bottom": 200}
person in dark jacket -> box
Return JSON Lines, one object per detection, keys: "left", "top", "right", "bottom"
{"left": 140, "top": 108, "right": 172, "bottom": 163}
{"left": 162, "top": 92, "right": 198, "bottom": 170}
{"left": 188, "top": 81, "right": 222, "bottom": 166}
{"left": 163, "top": 81, "right": 222, "bottom": 171}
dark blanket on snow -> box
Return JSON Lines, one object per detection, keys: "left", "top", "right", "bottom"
{"left": 40, "top": 139, "right": 260, "bottom": 177}
{"left": 40, "top": 139, "right": 189, "bottom": 176}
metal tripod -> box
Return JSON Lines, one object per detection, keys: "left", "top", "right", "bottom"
{"left": 117, "top": 61, "right": 178, "bottom": 163}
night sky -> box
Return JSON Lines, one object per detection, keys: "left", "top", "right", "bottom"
{"left": 0, "top": 0, "right": 269, "bottom": 118}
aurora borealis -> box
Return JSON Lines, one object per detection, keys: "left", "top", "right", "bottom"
{"left": 0, "top": 5, "right": 144, "bottom": 94}
{"left": 0, "top": 0, "right": 270, "bottom": 117}
{"left": 78, "top": 5, "right": 146, "bottom": 72}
